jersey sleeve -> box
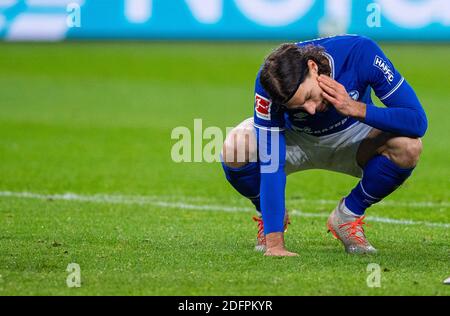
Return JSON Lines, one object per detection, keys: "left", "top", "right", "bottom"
{"left": 253, "top": 72, "right": 285, "bottom": 131}
{"left": 257, "top": 128, "right": 286, "bottom": 234}
{"left": 357, "top": 37, "right": 404, "bottom": 101}
{"left": 356, "top": 37, "right": 428, "bottom": 137}
{"left": 253, "top": 71, "right": 287, "bottom": 234}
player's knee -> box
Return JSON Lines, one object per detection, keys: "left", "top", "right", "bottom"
{"left": 409, "top": 138, "right": 423, "bottom": 164}
{"left": 221, "top": 127, "right": 257, "bottom": 168}
{"left": 385, "top": 137, "right": 423, "bottom": 168}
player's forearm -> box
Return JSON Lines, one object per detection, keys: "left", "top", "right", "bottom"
{"left": 256, "top": 128, "right": 286, "bottom": 234}
{"left": 365, "top": 81, "right": 427, "bottom": 137}
{"left": 260, "top": 168, "right": 286, "bottom": 233}
{"left": 348, "top": 100, "right": 367, "bottom": 120}
{"left": 364, "top": 104, "right": 427, "bottom": 137}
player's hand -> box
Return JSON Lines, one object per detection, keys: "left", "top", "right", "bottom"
{"left": 265, "top": 247, "right": 299, "bottom": 257}
{"left": 317, "top": 75, "right": 366, "bottom": 119}
{"left": 264, "top": 232, "right": 299, "bottom": 257}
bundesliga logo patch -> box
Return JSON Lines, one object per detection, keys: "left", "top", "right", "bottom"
{"left": 255, "top": 93, "right": 271, "bottom": 120}
{"left": 373, "top": 55, "right": 395, "bottom": 84}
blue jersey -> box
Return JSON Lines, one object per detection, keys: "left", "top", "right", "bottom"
{"left": 253, "top": 35, "right": 424, "bottom": 137}
{"left": 254, "top": 35, "right": 428, "bottom": 234}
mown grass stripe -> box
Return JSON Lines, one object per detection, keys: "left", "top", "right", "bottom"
{"left": 1, "top": 190, "right": 449, "bottom": 229}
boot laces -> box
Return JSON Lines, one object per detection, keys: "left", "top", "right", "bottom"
{"left": 338, "top": 215, "right": 369, "bottom": 245}
{"left": 252, "top": 216, "right": 265, "bottom": 243}
{"left": 252, "top": 215, "right": 290, "bottom": 239}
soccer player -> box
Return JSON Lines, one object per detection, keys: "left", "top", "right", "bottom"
{"left": 221, "top": 35, "right": 427, "bottom": 256}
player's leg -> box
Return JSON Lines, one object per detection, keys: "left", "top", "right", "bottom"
{"left": 220, "top": 118, "right": 291, "bottom": 251}
{"left": 328, "top": 127, "right": 422, "bottom": 254}
{"left": 221, "top": 118, "right": 261, "bottom": 213}
{"left": 344, "top": 129, "right": 422, "bottom": 215}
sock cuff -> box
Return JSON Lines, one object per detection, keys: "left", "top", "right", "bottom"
{"left": 345, "top": 154, "right": 415, "bottom": 215}
{"left": 342, "top": 199, "right": 363, "bottom": 217}
{"left": 376, "top": 155, "right": 415, "bottom": 176}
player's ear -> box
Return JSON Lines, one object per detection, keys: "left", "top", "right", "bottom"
{"left": 307, "top": 60, "right": 319, "bottom": 75}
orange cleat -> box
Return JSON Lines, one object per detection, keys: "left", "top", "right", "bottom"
{"left": 327, "top": 200, "right": 377, "bottom": 254}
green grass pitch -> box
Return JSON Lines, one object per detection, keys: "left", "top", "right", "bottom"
{"left": 0, "top": 42, "right": 449, "bottom": 295}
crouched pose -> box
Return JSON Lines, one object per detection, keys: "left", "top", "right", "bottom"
{"left": 221, "top": 35, "right": 427, "bottom": 256}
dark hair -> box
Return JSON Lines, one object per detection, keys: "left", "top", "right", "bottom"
{"left": 259, "top": 43, "right": 331, "bottom": 104}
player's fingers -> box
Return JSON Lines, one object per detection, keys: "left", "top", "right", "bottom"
{"left": 322, "top": 91, "right": 338, "bottom": 104}
{"left": 318, "top": 76, "right": 338, "bottom": 89}
{"left": 318, "top": 80, "right": 337, "bottom": 96}
{"left": 319, "top": 75, "right": 340, "bottom": 89}
{"left": 320, "top": 77, "right": 347, "bottom": 97}
{"left": 318, "top": 74, "right": 335, "bottom": 84}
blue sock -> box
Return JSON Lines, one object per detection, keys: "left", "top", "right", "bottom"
{"left": 345, "top": 155, "right": 414, "bottom": 215}
{"left": 221, "top": 161, "right": 261, "bottom": 212}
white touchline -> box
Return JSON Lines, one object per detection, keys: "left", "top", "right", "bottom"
{"left": 287, "top": 198, "right": 450, "bottom": 208}
{"left": 0, "top": 190, "right": 449, "bottom": 229}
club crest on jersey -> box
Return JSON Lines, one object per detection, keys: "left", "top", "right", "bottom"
{"left": 373, "top": 55, "right": 394, "bottom": 84}
{"left": 348, "top": 90, "right": 359, "bottom": 100}
{"left": 255, "top": 93, "right": 271, "bottom": 120}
